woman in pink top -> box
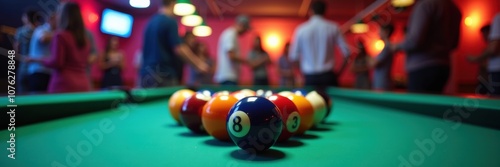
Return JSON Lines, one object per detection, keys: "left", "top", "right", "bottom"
{"left": 28, "top": 2, "right": 90, "bottom": 93}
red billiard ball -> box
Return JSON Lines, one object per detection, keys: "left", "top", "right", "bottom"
{"left": 267, "top": 95, "right": 301, "bottom": 142}
{"left": 227, "top": 96, "right": 283, "bottom": 153}
{"left": 202, "top": 95, "right": 239, "bottom": 141}
{"left": 168, "top": 89, "right": 195, "bottom": 125}
{"left": 281, "top": 94, "right": 314, "bottom": 135}
{"left": 180, "top": 93, "right": 211, "bottom": 133}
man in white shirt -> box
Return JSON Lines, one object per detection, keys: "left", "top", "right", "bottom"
{"left": 289, "top": 0, "right": 351, "bottom": 91}
{"left": 468, "top": 13, "right": 500, "bottom": 96}
{"left": 214, "top": 15, "right": 251, "bottom": 85}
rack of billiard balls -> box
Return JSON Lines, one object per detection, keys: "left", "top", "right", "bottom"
{"left": 168, "top": 88, "right": 332, "bottom": 152}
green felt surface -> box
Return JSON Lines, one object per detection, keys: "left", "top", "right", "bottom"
{"left": 1, "top": 97, "right": 499, "bottom": 167}
{"left": 0, "top": 91, "right": 127, "bottom": 129}
{"left": 1, "top": 91, "right": 126, "bottom": 106}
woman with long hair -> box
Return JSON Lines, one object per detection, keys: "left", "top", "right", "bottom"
{"left": 100, "top": 36, "right": 124, "bottom": 88}
{"left": 27, "top": 2, "right": 91, "bottom": 93}
{"left": 248, "top": 36, "right": 271, "bottom": 85}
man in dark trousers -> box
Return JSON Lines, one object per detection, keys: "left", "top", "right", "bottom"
{"left": 393, "top": 0, "right": 462, "bottom": 94}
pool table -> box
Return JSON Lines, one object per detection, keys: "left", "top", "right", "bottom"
{"left": 1, "top": 86, "right": 499, "bottom": 167}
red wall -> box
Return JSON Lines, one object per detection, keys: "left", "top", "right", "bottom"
{"left": 76, "top": 0, "right": 500, "bottom": 93}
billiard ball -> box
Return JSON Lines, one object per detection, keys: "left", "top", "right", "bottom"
{"left": 305, "top": 91, "right": 327, "bottom": 126}
{"left": 240, "top": 89, "right": 256, "bottom": 95}
{"left": 281, "top": 94, "right": 314, "bottom": 135}
{"left": 292, "top": 89, "right": 308, "bottom": 96}
{"left": 180, "top": 93, "right": 211, "bottom": 133}
{"left": 231, "top": 89, "right": 256, "bottom": 100}
{"left": 278, "top": 91, "right": 294, "bottom": 96}
{"left": 227, "top": 96, "right": 283, "bottom": 153}
{"left": 267, "top": 95, "right": 301, "bottom": 142}
{"left": 202, "top": 95, "right": 239, "bottom": 141}
{"left": 197, "top": 89, "right": 213, "bottom": 97}
{"left": 256, "top": 89, "right": 273, "bottom": 97}
{"left": 317, "top": 91, "right": 332, "bottom": 122}
{"left": 212, "top": 90, "right": 230, "bottom": 97}
{"left": 168, "top": 89, "right": 195, "bottom": 125}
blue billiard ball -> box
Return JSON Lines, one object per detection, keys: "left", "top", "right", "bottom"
{"left": 292, "top": 89, "right": 308, "bottom": 96}
{"left": 227, "top": 96, "right": 283, "bottom": 153}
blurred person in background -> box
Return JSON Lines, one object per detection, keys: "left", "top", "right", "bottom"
{"left": 15, "top": 8, "right": 40, "bottom": 94}
{"left": 370, "top": 23, "right": 395, "bottom": 91}
{"left": 278, "top": 42, "right": 295, "bottom": 87}
{"left": 392, "top": 0, "right": 462, "bottom": 94}
{"left": 26, "top": 2, "right": 91, "bottom": 93}
{"left": 248, "top": 36, "right": 271, "bottom": 85}
{"left": 468, "top": 13, "right": 500, "bottom": 96}
{"left": 27, "top": 13, "right": 56, "bottom": 93}
{"left": 100, "top": 36, "right": 124, "bottom": 89}
{"left": 351, "top": 39, "right": 371, "bottom": 90}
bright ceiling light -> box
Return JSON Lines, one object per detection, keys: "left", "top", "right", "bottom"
{"left": 181, "top": 14, "right": 202, "bottom": 27}
{"left": 391, "top": 0, "right": 414, "bottom": 7}
{"left": 193, "top": 22, "right": 212, "bottom": 37}
{"left": 130, "top": 0, "right": 150, "bottom": 8}
{"left": 351, "top": 21, "right": 369, "bottom": 34}
{"left": 174, "top": 0, "right": 195, "bottom": 16}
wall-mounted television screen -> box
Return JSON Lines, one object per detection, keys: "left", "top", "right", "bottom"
{"left": 100, "top": 8, "right": 133, "bottom": 38}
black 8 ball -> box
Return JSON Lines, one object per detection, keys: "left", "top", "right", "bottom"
{"left": 226, "top": 96, "right": 283, "bottom": 153}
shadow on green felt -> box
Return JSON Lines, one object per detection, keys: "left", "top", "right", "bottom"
{"left": 292, "top": 133, "right": 320, "bottom": 140}
{"left": 204, "top": 139, "right": 235, "bottom": 147}
{"left": 178, "top": 131, "right": 209, "bottom": 137}
{"left": 273, "top": 139, "right": 304, "bottom": 148}
{"left": 321, "top": 121, "right": 340, "bottom": 126}
{"left": 229, "top": 148, "right": 286, "bottom": 161}
{"left": 308, "top": 125, "right": 333, "bottom": 132}
{"left": 166, "top": 123, "right": 183, "bottom": 128}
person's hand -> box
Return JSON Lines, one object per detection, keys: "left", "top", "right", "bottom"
{"left": 196, "top": 61, "right": 209, "bottom": 74}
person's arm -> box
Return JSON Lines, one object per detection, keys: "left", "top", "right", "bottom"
{"left": 468, "top": 40, "right": 500, "bottom": 62}
{"left": 119, "top": 52, "right": 125, "bottom": 69}
{"left": 175, "top": 44, "right": 209, "bottom": 73}
{"left": 336, "top": 30, "right": 351, "bottom": 75}
{"left": 226, "top": 35, "right": 246, "bottom": 64}
{"left": 39, "top": 31, "right": 53, "bottom": 44}
{"left": 396, "top": 2, "right": 431, "bottom": 52}
{"left": 468, "top": 14, "right": 500, "bottom": 62}
{"left": 99, "top": 53, "right": 109, "bottom": 70}
{"left": 248, "top": 52, "right": 270, "bottom": 68}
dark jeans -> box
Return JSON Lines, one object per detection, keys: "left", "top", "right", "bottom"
{"left": 28, "top": 72, "right": 51, "bottom": 92}
{"left": 219, "top": 80, "right": 238, "bottom": 86}
{"left": 408, "top": 65, "right": 450, "bottom": 94}
{"left": 304, "top": 71, "right": 338, "bottom": 93}
{"left": 254, "top": 78, "right": 269, "bottom": 86}
{"left": 479, "top": 71, "right": 500, "bottom": 96}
